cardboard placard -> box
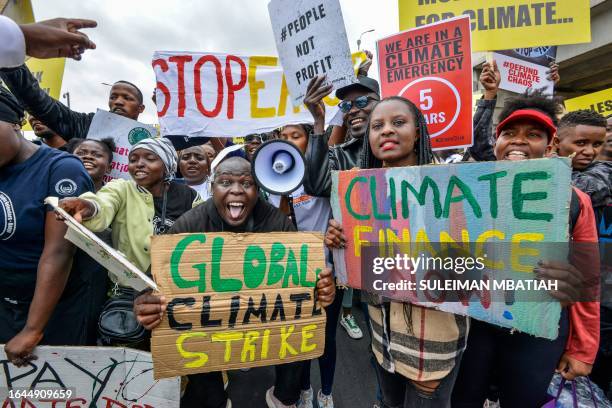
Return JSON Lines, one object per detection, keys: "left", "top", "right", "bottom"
{"left": 152, "top": 51, "right": 366, "bottom": 138}
{"left": 398, "top": 0, "right": 591, "bottom": 51}
{"left": 0, "top": 346, "right": 180, "bottom": 407}
{"left": 86, "top": 110, "right": 157, "bottom": 183}
{"left": 268, "top": 0, "right": 356, "bottom": 106}
{"left": 45, "top": 197, "right": 158, "bottom": 292}
{"left": 564, "top": 88, "right": 612, "bottom": 116}
{"left": 150, "top": 232, "right": 327, "bottom": 379}
{"left": 377, "top": 16, "right": 473, "bottom": 150}
{"left": 494, "top": 52, "right": 554, "bottom": 95}
{"left": 330, "top": 158, "right": 573, "bottom": 339}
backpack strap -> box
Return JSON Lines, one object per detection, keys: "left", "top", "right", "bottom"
{"left": 569, "top": 188, "right": 580, "bottom": 235}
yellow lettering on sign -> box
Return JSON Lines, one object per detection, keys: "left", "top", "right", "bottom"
{"left": 511, "top": 233, "right": 543, "bottom": 273}
{"left": 249, "top": 56, "right": 277, "bottom": 118}
{"left": 241, "top": 330, "right": 260, "bottom": 362}
{"left": 261, "top": 328, "right": 271, "bottom": 359}
{"left": 211, "top": 332, "right": 244, "bottom": 362}
{"left": 278, "top": 74, "right": 301, "bottom": 116}
{"left": 279, "top": 325, "right": 298, "bottom": 358}
{"left": 176, "top": 332, "right": 209, "bottom": 368}
{"left": 354, "top": 225, "right": 372, "bottom": 257}
{"left": 300, "top": 324, "right": 318, "bottom": 353}
{"left": 475, "top": 230, "right": 506, "bottom": 269}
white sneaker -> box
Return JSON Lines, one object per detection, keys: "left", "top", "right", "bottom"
{"left": 317, "top": 390, "right": 334, "bottom": 408}
{"left": 266, "top": 386, "right": 297, "bottom": 408}
{"left": 340, "top": 314, "right": 363, "bottom": 339}
{"left": 297, "top": 387, "right": 313, "bottom": 408}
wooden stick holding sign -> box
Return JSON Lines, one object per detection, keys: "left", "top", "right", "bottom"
{"left": 45, "top": 197, "right": 159, "bottom": 292}
{"left": 150, "top": 232, "right": 327, "bottom": 379}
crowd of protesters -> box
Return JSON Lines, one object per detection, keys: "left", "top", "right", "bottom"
{"left": 0, "top": 13, "right": 610, "bottom": 408}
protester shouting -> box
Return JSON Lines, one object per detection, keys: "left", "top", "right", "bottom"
{"left": 324, "top": 97, "right": 467, "bottom": 407}
{"left": 0, "top": 66, "right": 144, "bottom": 141}
{"left": 0, "top": 86, "right": 94, "bottom": 365}
{"left": 451, "top": 93, "right": 601, "bottom": 407}
{"left": 179, "top": 144, "right": 212, "bottom": 200}
{"left": 133, "top": 156, "right": 336, "bottom": 408}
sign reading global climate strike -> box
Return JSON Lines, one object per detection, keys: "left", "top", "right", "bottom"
{"left": 150, "top": 232, "right": 327, "bottom": 379}
{"left": 331, "top": 158, "right": 573, "bottom": 339}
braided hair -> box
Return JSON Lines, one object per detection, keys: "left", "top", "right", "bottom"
{"left": 360, "top": 96, "right": 434, "bottom": 169}
{"left": 358, "top": 96, "right": 434, "bottom": 333}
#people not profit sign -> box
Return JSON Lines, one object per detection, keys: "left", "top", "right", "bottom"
{"left": 268, "top": 0, "right": 356, "bottom": 106}
{"left": 377, "top": 16, "right": 473, "bottom": 150}
{"left": 150, "top": 232, "right": 327, "bottom": 379}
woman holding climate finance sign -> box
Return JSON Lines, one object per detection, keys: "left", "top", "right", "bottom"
{"left": 323, "top": 93, "right": 467, "bottom": 407}
{"left": 133, "top": 156, "right": 336, "bottom": 408}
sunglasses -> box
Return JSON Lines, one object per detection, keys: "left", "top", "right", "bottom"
{"left": 338, "top": 96, "right": 378, "bottom": 113}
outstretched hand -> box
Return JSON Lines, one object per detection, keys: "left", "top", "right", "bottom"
{"left": 20, "top": 18, "right": 97, "bottom": 60}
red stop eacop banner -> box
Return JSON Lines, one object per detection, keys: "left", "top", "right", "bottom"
{"left": 376, "top": 16, "right": 472, "bottom": 150}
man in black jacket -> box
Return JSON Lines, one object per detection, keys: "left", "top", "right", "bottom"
{"left": 0, "top": 64, "right": 144, "bottom": 140}
{"left": 302, "top": 74, "right": 381, "bottom": 197}
{"left": 134, "top": 157, "right": 336, "bottom": 408}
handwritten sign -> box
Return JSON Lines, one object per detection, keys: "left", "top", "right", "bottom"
{"left": 86, "top": 110, "right": 157, "bottom": 183}
{"left": 150, "top": 232, "right": 327, "bottom": 379}
{"left": 564, "top": 88, "right": 612, "bottom": 116}
{"left": 330, "top": 158, "right": 573, "bottom": 338}
{"left": 45, "top": 197, "right": 158, "bottom": 292}
{"left": 268, "top": 0, "right": 356, "bottom": 105}
{"left": 152, "top": 51, "right": 366, "bottom": 138}
{"left": 398, "top": 0, "right": 591, "bottom": 51}
{"left": 0, "top": 346, "right": 180, "bottom": 407}
{"left": 377, "top": 16, "right": 472, "bottom": 150}
{"left": 494, "top": 52, "right": 554, "bottom": 95}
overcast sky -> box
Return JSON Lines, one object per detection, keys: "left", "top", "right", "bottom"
{"left": 31, "top": 0, "right": 398, "bottom": 125}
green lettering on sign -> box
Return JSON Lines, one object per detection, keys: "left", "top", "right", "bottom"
{"left": 443, "top": 175, "right": 482, "bottom": 218}
{"left": 512, "top": 171, "right": 553, "bottom": 221}
{"left": 171, "top": 234, "right": 207, "bottom": 292}
{"left": 211, "top": 237, "right": 242, "bottom": 292}
{"left": 345, "top": 176, "right": 370, "bottom": 220}
{"left": 478, "top": 170, "right": 508, "bottom": 218}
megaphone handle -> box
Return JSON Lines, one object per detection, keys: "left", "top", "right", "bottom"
{"left": 279, "top": 195, "right": 298, "bottom": 229}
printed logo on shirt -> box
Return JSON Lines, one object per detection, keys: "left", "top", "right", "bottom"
{"left": 128, "top": 127, "right": 152, "bottom": 145}
{"left": 54, "top": 179, "right": 78, "bottom": 196}
{"left": 0, "top": 192, "right": 16, "bottom": 240}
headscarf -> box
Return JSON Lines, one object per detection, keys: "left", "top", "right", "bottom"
{"left": 0, "top": 86, "right": 24, "bottom": 125}
{"left": 130, "top": 137, "right": 178, "bottom": 182}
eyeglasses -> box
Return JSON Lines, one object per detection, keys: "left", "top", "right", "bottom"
{"left": 338, "top": 96, "right": 377, "bottom": 113}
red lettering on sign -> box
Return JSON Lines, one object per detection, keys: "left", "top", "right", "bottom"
{"left": 225, "top": 55, "right": 247, "bottom": 119}
{"left": 102, "top": 397, "right": 128, "bottom": 408}
{"left": 66, "top": 398, "right": 87, "bottom": 408}
{"left": 194, "top": 55, "right": 223, "bottom": 118}
{"left": 152, "top": 58, "right": 171, "bottom": 117}
{"left": 168, "top": 55, "right": 194, "bottom": 117}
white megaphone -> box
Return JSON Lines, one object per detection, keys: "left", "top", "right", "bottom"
{"left": 252, "top": 139, "right": 306, "bottom": 195}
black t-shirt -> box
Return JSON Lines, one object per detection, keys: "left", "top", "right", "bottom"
{"left": 153, "top": 182, "right": 199, "bottom": 235}
{"left": 169, "top": 197, "right": 295, "bottom": 235}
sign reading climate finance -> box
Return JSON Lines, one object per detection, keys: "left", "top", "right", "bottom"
{"left": 377, "top": 16, "right": 472, "bottom": 150}
{"left": 330, "top": 158, "right": 573, "bottom": 339}
{"left": 150, "top": 232, "right": 327, "bottom": 379}
{"left": 398, "top": 0, "right": 591, "bottom": 51}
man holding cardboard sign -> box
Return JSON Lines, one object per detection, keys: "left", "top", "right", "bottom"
{"left": 135, "top": 157, "right": 335, "bottom": 408}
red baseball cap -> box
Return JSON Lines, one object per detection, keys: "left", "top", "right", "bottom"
{"left": 496, "top": 109, "right": 557, "bottom": 141}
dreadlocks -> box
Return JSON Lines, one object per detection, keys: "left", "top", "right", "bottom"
{"left": 360, "top": 96, "right": 434, "bottom": 169}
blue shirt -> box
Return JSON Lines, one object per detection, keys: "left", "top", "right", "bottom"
{"left": 0, "top": 145, "right": 93, "bottom": 296}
